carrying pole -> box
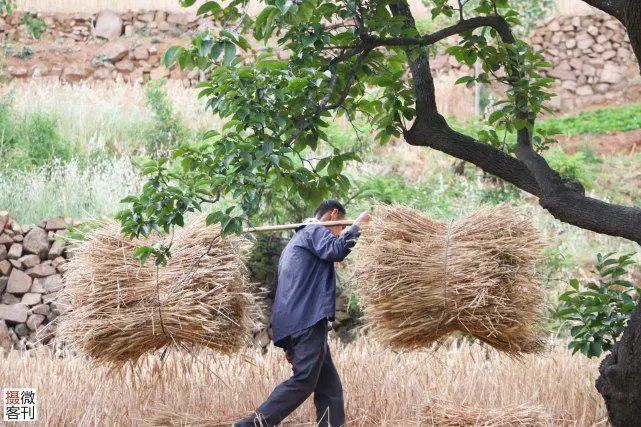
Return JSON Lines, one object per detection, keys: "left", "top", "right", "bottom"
{"left": 242, "top": 219, "right": 356, "bottom": 233}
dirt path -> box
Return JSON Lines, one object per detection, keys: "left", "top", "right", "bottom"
{"left": 557, "top": 129, "right": 641, "bottom": 155}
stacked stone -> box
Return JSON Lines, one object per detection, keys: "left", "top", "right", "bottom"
{"left": 428, "top": 14, "right": 638, "bottom": 110}
{"left": 531, "top": 14, "right": 637, "bottom": 109}
{"left": 0, "top": 212, "right": 71, "bottom": 352}
{"left": 0, "top": 10, "right": 203, "bottom": 43}
{"left": 120, "top": 10, "right": 204, "bottom": 38}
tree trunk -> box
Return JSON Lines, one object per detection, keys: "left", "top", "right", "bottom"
{"left": 595, "top": 302, "right": 641, "bottom": 426}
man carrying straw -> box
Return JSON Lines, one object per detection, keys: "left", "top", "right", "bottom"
{"left": 234, "top": 199, "right": 372, "bottom": 427}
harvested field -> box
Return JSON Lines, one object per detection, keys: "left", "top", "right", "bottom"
{"left": 0, "top": 340, "right": 605, "bottom": 425}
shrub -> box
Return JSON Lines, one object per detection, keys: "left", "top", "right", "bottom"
{"left": 143, "top": 79, "right": 188, "bottom": 156}
{"left": 556, "top": 252, "right": 640, "bottom": 358}
{"left": 22, "top": 12, "right": 48, "bottom": 40}
{"left": 0, "top": 99, "right": 73, "bottom": 170}
{"left": 543, "top": 147, "right": 596, "bottom": 189}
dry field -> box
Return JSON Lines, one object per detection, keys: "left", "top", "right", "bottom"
{"left": 0, "top": 340, "right": 606, "bottom": 426}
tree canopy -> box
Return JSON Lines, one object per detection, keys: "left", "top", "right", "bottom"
{"left": 117, "top": 0, "right": 641, "bottom": 262}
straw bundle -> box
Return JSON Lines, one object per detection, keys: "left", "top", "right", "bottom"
{"left": 353, "top": 204, "right": 545, "bottom": 356}
{"left": 422, "top": 400, "right": 554, "bottom": 426}
{"left": 58, "top": 215, "right": 254, "bottom": 367}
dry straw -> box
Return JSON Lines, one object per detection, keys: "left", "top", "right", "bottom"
{"left": 354, "top": 204, "right": 545, "bottom": 356}
{"left": 422, "top": 400, "right": 556, "bottom": 426}
{"left": 58, "top": 215, "right": 254, "bottom": 367}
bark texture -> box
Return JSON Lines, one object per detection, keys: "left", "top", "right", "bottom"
{"left": 595, "top": 302, "right": 641, "bottom": 426}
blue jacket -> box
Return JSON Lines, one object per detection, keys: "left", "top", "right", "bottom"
{"left": 271, "top": 223, "right": 361, "bottom": 347}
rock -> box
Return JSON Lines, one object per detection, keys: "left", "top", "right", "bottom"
{"left": 587, "top": 26, "right": 599, "bottom": 36}
{"left": 0, "top": 244, "right": 6, "bottom": 260}
{"left": 577, "top": 36, "right": 595, "bottom": 50}
{"left": 565, "top": 39, "right": 576, "bottom": 49}
{"left": 138, "top": 12, "right": 155, "bottom": 22}
{"left": 7, "top": 269, "right": 32, "bottom": 294}
{"left": 94, "top": 10, "right": 122, "bottom": 39}
{"left": 23, "top": 227, "right": 49, "bottom": 258}
{"left": 602, "top": 50, "right": 617, "bottom": 60}
{"left": 8, "top": 243, "right": 22, "bottom": 259}
{"left": 51, "top": 301, "right": 68, "bottom": 314}
{"left": 595, "top": 83, "right": 610, "bottom": 93}
{"left": 18, "top": 254, "right": 40, "bottom": 269}
{"left": 41, "top": 274, "right": 63, "bottom": 293}
{"left": 31, "top": 63, "right": 49, "bottom": 77}
{"left": 9, "top": 259, "right": 21, "bottom": 269}
{"left": 132, "top": 46, "right": 149, "bottom": 60}
{"left": 167, "top": 13, "right": 190, "bottom": 26}
{"left": 14, "top": 323, "right": 29, "bottom": 337}
{"left": 51, "top": 257, "right": 66, "bottom": 269}
{"left": 0, "top": 233, "right": 12, "bottom": 245}
{"left": 600, "top": 63, "right": 624, "bottom": 84}
{"left": 124, "top": 24, "right": 134, "bottom": 36}
{"left": 93, "top": 67, "right": 111, "bottom": 80}
{"left": 30, "top": 263, "right": 56, "bottom": 278}
{"left": 583, "top": 64, "right": 597, "bottom": 77}
{"left": 561, "top": 80, "right": 577, "bottom": 92}
{"left": 548, "top": 21, "right": 560, "bottom": 32}
{"left": 62, "top": 66, "right": 91, "bottom": 83}
{"left": 0, "top": 277, "right": 6, "bottom": 293}
{"left": 155, "top": 11, "right": 167, "bottom": 22}
{"left": 102, "top": 42, "right": 129, "bottom": 62}
{"left": 0, "top": 304, "right": 28, "bottom": 323}
{"left": 45, "top": 217, "right": 67, "bottom": 230}
{"left": 26, "top": 314, "right": 44, "bottom": 331}
{"left": 569, "top": 58, "right": 583, "bottom": 70}
{"left": 30, "top": 278, "right": 46, "bottom": 294}
{"left": 7, "top": 66, "right": 29, "bottom": 78}
{"left": 30, "top": 304, "right": 50, "bottom": 316}
{"left": 115, "top": 59, "right": 134, "bottom": 72}
{"left": 0, "top": 320, "right": 11, "bottom": 351}
{"left": 42, "top": 292, "right": 59, "bottom": 304}
{"left": 0, "top": 260, "right": 11, "bottom": 275}
{"left": 1, "top": 293, "right": 20, "bottom": 304}
{"left": 48, "top": 240, "right": 65, "bottom": 259}
{"left": 576, "top": 85, "right": 594, "bottom": 96}
{"left": 21, "top": 293, "right": 41, "bottom": 306}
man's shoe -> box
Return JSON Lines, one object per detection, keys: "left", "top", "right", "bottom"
{"left": 231, "top": 415, "right": 260, "bottom": 427}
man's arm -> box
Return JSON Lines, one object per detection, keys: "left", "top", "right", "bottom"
{"left": 305, "top": 211, "right": 372, "bottom": 262}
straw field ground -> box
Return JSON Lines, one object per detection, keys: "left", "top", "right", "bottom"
{"left": 0, "top": 341, "right": 606, "bottom": 425}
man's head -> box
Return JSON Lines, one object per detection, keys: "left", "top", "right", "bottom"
{"left": 314, "top": 199, "right": 347, "bottom": 236}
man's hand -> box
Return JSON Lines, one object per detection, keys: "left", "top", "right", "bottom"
{"left": 353, "top": 211, "right": 372, "bottom": 228}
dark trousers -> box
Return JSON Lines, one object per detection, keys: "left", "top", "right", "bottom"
{"left": 237, "top": 319, "right": 345, "bottom": 426}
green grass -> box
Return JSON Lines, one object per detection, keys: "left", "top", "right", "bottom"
{"left": 539, "top": 104, "right": 641, "bottom": 136}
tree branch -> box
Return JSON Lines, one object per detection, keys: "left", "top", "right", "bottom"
{"left": 362, "top": 15, "right": 514, "bottom": 47}
{"left": 390, "top": 0, "right": 641, "bottom": 244}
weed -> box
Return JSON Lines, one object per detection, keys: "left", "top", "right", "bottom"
{"left": 22, "top": 12, "right": 47, "bottom": 39}
{"left": 143, "top": 79, "right": 188, "bottom": 155}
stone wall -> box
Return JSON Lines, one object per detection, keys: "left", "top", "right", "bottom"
{"left": 531, "top": 14, "right": 639, "bottom": 109}
{"left": 431, "top": 13, "right": 640, "bottom": 110}
{"left": 1, "top": 10, "right": 639, "bottom": 109}
{"left": 0, "top": 10, "right": 203, "bottom": 43}
{"left": 0, "top": 212, "right": 74, "bottom": 352}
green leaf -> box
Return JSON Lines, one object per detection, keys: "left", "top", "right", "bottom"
{"left": 162, "top": 46, "right": 183, "bottom": 68}
{"left": 196, "top": 1, "right": 222, "bottom": 15}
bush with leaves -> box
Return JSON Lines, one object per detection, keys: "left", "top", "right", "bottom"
{"left": 22, "top": 13, "right": 48, "bottom": 40}
{"left": 556, "top": 253, "right": 640, "bottom": 358}
{"left": 143, "top": 79, "right": 188, "bottom": 156}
